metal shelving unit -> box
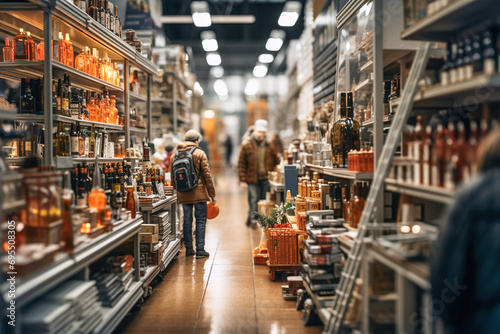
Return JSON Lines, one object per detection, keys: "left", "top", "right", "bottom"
{"left": 161, "top": 239, "right": 181, "bottom": 271}
{"left": 0, "top": 108, "right": 17, "bottom": 120}
{"left": 163, "top": 70, "right": 193, "bottom": 133}
{"left": 304, "top": 164, "right": 373, "bottom": 180}
{"left": 385, "top": 179, "right": 453, "bottom": 205}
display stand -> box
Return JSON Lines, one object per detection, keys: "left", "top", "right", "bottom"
{"left": 268, "top": 180, "right": 285, "bottom": 205}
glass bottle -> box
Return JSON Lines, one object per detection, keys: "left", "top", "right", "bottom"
{"left": 114, "top": 63, "right": 120, "bottom": 86}
{"left": 25, "top": 31, "right": 36, "bottom": 61}
{"left": 62, "top": 74, "right": 71, "bottom": 117}
{"left": 89, "top": 124, "right": 96, "bottom": 158}
{"left": 3, "top": 38, "right": 14, "bottom": 62}
{"left": 482, "top": 30, "right": 496, "bottom": 75}
{"left": 103, "top": 89, "right": 110, "bottom": 123}
{"left": 462, "top": 38, "right": 473, "bottom": 80}
{"left": 471, "top": 35, "right": 483, "bottom": 75}
{"left": 77, "top": 125, "right": 85, "bottom": 156}
{"left": 126, "top": 185, "right": 136, "bottom": 218}
{"left": 455, "top": 40, "right": 465, "bottom": 82}
{"left": 88, "top": 92, "right": 95, "bottom": 121}
{"left": 110, "top": 95, "right": 118, "bottom": 125}
{"left": 65, "top": 33, "right": 74, "bottom": 66}
{"left": 88, "top": 156, "right": 107, "bottom": 226}
{"left": 62, "top": 171, "right": 75, "bottom": 253}
{"left": 422, "top": 126, "right": 432, "bottom": 186}
{"left": 115, "top": 5, "right": 122, "bottom": 38}
{"left": 130, "top": 70, "right": 140, "bottom": 94}
{"left": 457, "top": 122, "right": 469, "bottom": 182}
{"left": 81, "top": 91, "right": 89, "bottom": 120}
{"left": 117, "top": 108, "right": 124, "bottom": 126}
{"left": 70, "top": 123, "right": 79, "bottom": 157}
{"left": 91, "top": 48, "right": 99, "bottom": 77}
{"left": 75, "top": 48, "right": 87, "bottom": 72}
{"left": 58, "top": 32, "right": 67, "bottom": 65}
{"left": 448, "top": 41, "right": 458, "bottom": 84}
{"left": 13, "top": 28, "right": 29, "bottom": 61}
{"left": 88, "top": 0, "right": 98, "bottom": 20}
{"left": 331, "top": 92, "right": 360, "bottom": 168}
{"left": 105, "top": 0, "right": 111, "bottom": 30}
{"left": 98, "top": 94, "right": 105, "bottom": 123}
{"left": 21, "top": 78, "right": 36, "bottom": 114}
{"left": 413, "top": 115, "right": 424, "bottom": 185}
{"left": 99, "top": 0, "right": 106, "bottom": 26}
{"left": 432, "top": 124, "right": 445, "bottom": 187}
{"left": 444, "top": 123, "right": 459, "bottom": 190}
{"left": 469, "top": 121, "right": 479, "bottom": 176}
{"left": 341, "top": 185, "right": 350, "bottom": 224}
{"left": 110, "top": 2, "right": 116, "bottom": 34}
{"left": 440, "top": 42, "right": 450, "bottom": 86}
{"left": 56, "top": 122, "right": 70, "bottom": 156}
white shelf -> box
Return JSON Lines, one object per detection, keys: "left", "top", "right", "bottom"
{"left": 130, "top": 126, "right": 147, "bottom": 134}
{"left": 16, "top": 114, "right": 124, "bottom": 131}
{"left": 360, "top": 60, "right": 373, "bottom": 73}
{"left": 91, "top": 281, "right": 143, "bottom": 334}
{"left": 305, "top": 164, "right": 373, "bottom": 180}
{"left": 161, "top": 238, "right": 181, "bottom": 271}
{"left": 71, "top": 157, "right": 124, "bottom": 164}
{"left": 141, "top": 265, "right": 160, "bottom": 287}
{"left": 140, "top": 196, "right": 177, "bottom": 214}
{"left": 401, "top": 0, "right": 497, "bottom": 42}
{"left": 0, "top": 217, "right": 143, "bottom": 308}
{"left": 129, "top": 92, "right": 147, "bottom": 103}
{"left": 414, "top": 74, "right": 500, "bottom": 103}
{"left": 362, "top": 115, "right": 394, "bottom": 127}
{"left": 385, "top": 179, "right": 453, "bottom": 204}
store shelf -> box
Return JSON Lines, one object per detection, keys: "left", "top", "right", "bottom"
{"left": 130, "top": 126, "right": 147, "bottom": 134}
{"left": 91, "top": 281, "right": 143, "bottom": 334}
{"left": 178, "top": 117, "right": 191, "bottom": 124}
{"left": 360, "top": 60, "right": 373, "bottom": 73}
{"left": 385, "top": 179, "right": 453, "bottom": 204}
{"left": 16, "top": 114, "right": 124, "bottom": 131}
{"left": 302, "top": 279, "right": 333, "bottom": 325}
{"left": 166, "top": 70, "right": 192, "bottom": 89}
{"left": 5, "top": 157, "right": 26, "bottom": 165}
{"left": 305, "top": 164, "right": 373, "bottom": 180}
{"left": 362, "top": 115, "right": 394, "bottom": 127}
{"left": 0, "top": 61, "right": 123, "bottom": 94}
{"left": 401, "top": 0, "right": 496, "bottom": 42}
{"left": 71, "top": 157, "right": 124, "bottom": 164}
{"left": 0, "top": 217, "right": 143, "bottom": 308}
{"left": 359, "top": 50, "right": 412, "bottom": 73}
{"left": 141, "top": 265, "right": 160, "bottom": 287}
{"left": 177, "top": 99, "right": 191, "bottom": 109}
{"left": 354, "top": 78, "right": 373, "bottom": 93}
{"left": 413, "top": 74, "right": 500, "bottom": 103}
{"left": 0, "top": 108, "right": 17, "bottom": 120}
{"left": 130, "top": 92, "right": 147, "bottom": 103}
{"left": 140, "top": 196, "right": 177, "bottom": 214}
{"left": 161, "top": 238, "right": 181, "bottom": 271}
{"left": 269, "top": 180, "right": 284, "bottom": 192}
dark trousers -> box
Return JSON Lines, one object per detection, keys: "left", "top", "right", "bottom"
{"left": 248, "top": 179, "right": 270, "bottom": 220}
{"left": 182, "top": 202, "right": 207, "bottom": 252}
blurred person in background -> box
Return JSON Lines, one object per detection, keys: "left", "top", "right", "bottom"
{"left": 199, "top": 129, "right": 210, "bottom": 161}
{"left": 162, "top": 144, "right": 175, "bottom": 174}
{"left": 431, "top": 127, "right": 500, "bottom": 333}
{"left": 225, "top": 135, "right": 233, "bottom": 168}
{"left": 238, "top": 120, "right": 280, "bottom": 227}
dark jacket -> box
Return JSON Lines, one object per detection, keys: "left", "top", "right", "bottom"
{"left": 431, "top": 168, "right": 500, "bottom": 333}
{"left": 170, "top": 142, "right": 216, "bottom": 204}
{"left": 237, "top": 137, "right": 280, "bottom": 184}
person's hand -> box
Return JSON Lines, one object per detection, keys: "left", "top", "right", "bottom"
{"left": 240, "top": 182, "right": 248, "bottom": 189}
{"left": 210, "top": 197, "right": 217, "bottom": 204}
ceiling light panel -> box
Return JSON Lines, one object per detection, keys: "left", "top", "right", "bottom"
{"left": 206, "top": 53, "right": 222, "bottom": 66}
{"left": 191, "top": 1, "right": 211, "bottom": 27}
{"left": 278, "top": 1, "right": 302, "bottom": 27}
{"left": 210, "top": 66, "right": 224, "bottom": 78}
{"left": 202, "top": 39, "right": 218, "bottom": 52}
{"left": 258, "top": 54, "right": 274, "bottom": 63}
{"left": 253, "top": 65, "right": 268, "bottom": 78}
{"left": 265, "top": 38, "right": 283, "bottom": 51}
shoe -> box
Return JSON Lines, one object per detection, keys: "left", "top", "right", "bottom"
{"left": 196, "top": 250, "right": 210, "bottom": 259}
{"left": 186, "top": 249, "right": 195, "bottom": 257}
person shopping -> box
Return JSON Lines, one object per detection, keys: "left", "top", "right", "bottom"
{"left": 237, "top": 119, "right": 280, "bottom": 226}
{"left": 431, "top": 127, "right": 500, "bottom": 333}
{"left": 171, "top": 130, "right": 216, "bottom": 258}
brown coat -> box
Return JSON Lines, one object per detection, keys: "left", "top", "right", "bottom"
{"left": 170, "top": 142, "right": 216, "bottom": 204}
{"left": 237, "top": 137, "right": 280, "bottom": 184}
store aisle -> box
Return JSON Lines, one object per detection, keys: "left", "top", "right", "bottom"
{"left": 116, "top": 173, "right": 322, "bottom": 334}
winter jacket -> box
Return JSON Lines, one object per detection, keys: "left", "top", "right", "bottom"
{"left": 431, "top": 168, "right": 500, "bottom": 334}
{"left": 170, "top": 142, "right": 216, "bottom": 204}
{"left": 237, "top": 137, "right": 280, "bottom": 184}
{"left": 162, "top": 151, "right": 175, "bottom": 173}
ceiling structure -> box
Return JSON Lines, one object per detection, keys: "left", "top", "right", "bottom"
{"left": 162, "top": 0, "right": 306, "bottom": 86}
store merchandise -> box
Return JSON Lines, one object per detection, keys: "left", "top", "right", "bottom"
{"left": 331, "top": 92, "right": 361, "bottom": 168}
{"left": 268, "top": 227, "right": 299, "bottom": 265}
{"left": 347, "top": 149, "right": 374, "bottom": 172}
{"left": 90, "top": 255, "right": 134, "bottom": 307}
{"left": 125, "top": 30, "right": 142, "bottom": 52}
{"left": 78, "top": 0, "right": 123, "bottom": 37}
{"left": 3, "top": 37, "right": 13, "bottom": 62}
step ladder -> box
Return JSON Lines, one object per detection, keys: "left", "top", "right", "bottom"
{"left": 323, "top": 42, "right": 431, "bottom": 334}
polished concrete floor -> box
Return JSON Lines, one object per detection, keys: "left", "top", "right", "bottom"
{"left": 116, "top": 173, "right": 322, "bottom": 334}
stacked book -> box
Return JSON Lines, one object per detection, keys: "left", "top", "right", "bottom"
{"left": 268, "top": 228, "right": 299, "bottom": 265}
{"left": 22, "top": 280, "right": 102, "bottom": 334}
{"left": 151, "top": 210, "right": 172, "bottom": 244}
{"left": 302, "top": 211, "right": 347, "bottom": 297}
{"left": 91, "top": 262, "right": 134, "bottom": 308}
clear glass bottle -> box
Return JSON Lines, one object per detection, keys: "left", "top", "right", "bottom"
{"left": 3, "top": 37, "right": 14, "bottom": 62}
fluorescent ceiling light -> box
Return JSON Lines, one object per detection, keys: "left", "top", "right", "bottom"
{"left": 191, "top": 1, "right": 211, "bottom": 27}
{"left": 278, "top": 2, "right": 302, "bottom": 27}
{"left": 245, "top": 78, "right": 260, "bottom": 96}
{"left": 194, "top": 82, "right": 204, "bottom": 96}
{"left": 210, "top": 66, "right": 224, "bottom": 78}
{"left": 203, "top": 109, "right": 215, "bottom": 119}
{"left": 202, "top": 39, "right": 218, "bottom": 52}
{"left": 258, "top": 54, "right": 274, "bottom": 64}
{"left": 265, "top": 30, "right": 285, "bottom": 51}
{"left": 214, "top": 79, "right": 228, "bottom": 96}
{"left": 253, "top": 64, "right": 268, "bottom": 78}
{"left": 206, "top": 53, "right": 221, "bottom": 66}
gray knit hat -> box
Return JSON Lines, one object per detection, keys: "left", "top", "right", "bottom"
{"left": 185, "top": 129, "right": 202, "bottom": 142}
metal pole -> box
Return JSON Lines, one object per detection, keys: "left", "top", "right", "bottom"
{"left": 147, "top": 74, "right": 152, "bottom": 142}
{"left": 173, "top": 75, "right": 178, "bottom": 134}
{"left": 373, "top": 0, "right": 384, "bottom": 224}
{"left": 124, "top": 60, "right": 130, "bottom": 148}
{"left": 43, "top": 6, "right": 53, "bottom": 165}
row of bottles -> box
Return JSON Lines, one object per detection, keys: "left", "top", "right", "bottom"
{"left": 330, "top": 92, "right": 361, "bottom": 168}
{"left": 7, "top": 123, "right": 44, "bottom": 158}
{"left": 402, "top": 115, "right": 497, "bottom": 190}
{"left": 84, "top": 0, "right": 123, "bottom": 38}
{"left": 347, "top": 149, "right": 374, "bottom": 173}
{"left": 440, "top": 26, "right": 500, "bottom": 86}
{"left": 75, "top": 48, "right": 121, "bottom": 86}
{"left": 342, "top": 183, "right": 369, "bottom": 229}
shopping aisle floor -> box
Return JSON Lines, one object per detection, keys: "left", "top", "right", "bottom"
{"left": 115, "top": 173, "right": 322, "bottom": 334}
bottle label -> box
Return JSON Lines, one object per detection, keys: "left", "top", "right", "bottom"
{"left": 95, "top": 137, "right": 101, "bottom": 157}
{"left": 431, "top": 165, "right": 439, "bottom": 187}
{"left": 15, "top": 41, "right": 25, "bottom": 59}
{"left": 413, "top": 163, "right": 420, "bottom": 185}
{"left": 71, "top": 137, "right": 79, "bottom": 155}
{"left": 62, "top": 97, "right": 69, "bottom": 110}
{"left": 457, "top": 67, "right": 465, "bottom": 82}
{"left": 333, "top": 202, "right": 341, "bottom": 210}
{"left": 423, "top": 144, "right": 430, "bottom": 162}
{"left": 413, "top": 142, "right": 420, "bottom": 161}
{"left": 449, "top": 69, "right": 457, "bottom": 84}
{"left": 25, "top": 141, "right": 32, "bottom": 152}
{"left": 465, "top": 65, "right": 474, "bottom": 80}
{"left": 440, "top": 71, "right": 448, "bottom": 86}
{"left": 84, "top": 137, "right": 89, "bottom": 155}
{"left": 37, "top": 143, "right": 44, "bottom": 157}
{"left": 484, "top": 58, "right": 495, "bottom": 75}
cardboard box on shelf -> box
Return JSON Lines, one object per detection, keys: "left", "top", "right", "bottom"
{"left": 141, "top": 224, "right": 158, "bottom": 235}
{"left": 140, "top": 233, "right": 159, "bottom": 244}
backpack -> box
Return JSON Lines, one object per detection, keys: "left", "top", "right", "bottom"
{"left": 172, "top": 146, "right": 200, "bottom": 192}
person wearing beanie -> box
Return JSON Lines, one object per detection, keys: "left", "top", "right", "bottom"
{"left": 170, "top": 129, "right": 216, "bottom": 258}
{"left": 237, "top": 119, "right": 280, "bottom": 227}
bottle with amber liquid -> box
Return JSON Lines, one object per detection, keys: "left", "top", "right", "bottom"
{"left": 13, "top": 28, "right": 30, "bottom": 61}
{"left": 62, "top": 171, "right": 75, "bottom": 252}
{"left": 109, "top": 95, "right": 118, "bottom": 124}
{"left": 331, "top": 92, "right": 360, "bottom": 168}
{"left": 26, "top": 32, "right": 36, "bottom": 61}
{"left": 21, "top": 78, "right": 36, "bottom": 114}
{"left": 75, "top": 48, "right": 87, "bottom": 72}
{"left": 341, "top": 185, "right": 350, "bottom": 224}
{"left": 125, "top": 185, "right": 136, "bottom": 218}
{"left": 432, "top": 124, "right": 446, "bottom": 187}
{"left": 88, "top": 156, "right": 107, "bottom": 226}
{"left": 56, "top": 122, "right": 70, "bottom": 156}
{"left": 3, "top": 38, "right": 14, "bottom": 62}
